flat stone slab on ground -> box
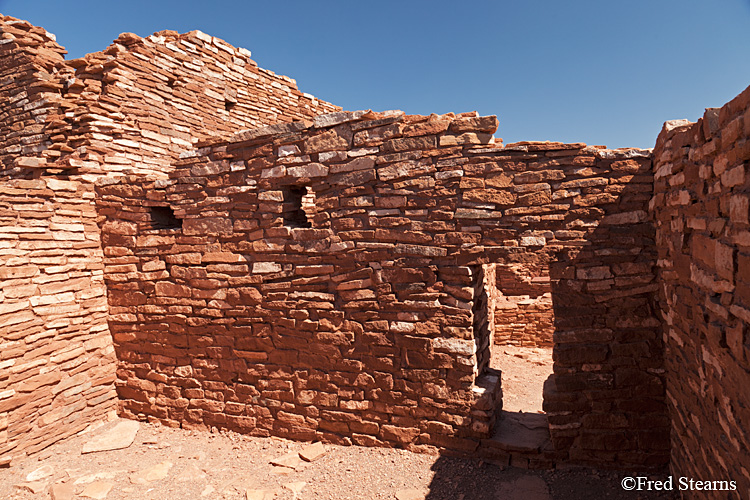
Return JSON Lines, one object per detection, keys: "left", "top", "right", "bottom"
{"left": 130, "top": 461, "right": 173, "bottom": 484}
{"left": 50, "top": 482, "right": 75, "bottom": 500}
{"left": 489, "top": 412, "right": 550, "bottom": 453}
{"left": 299, "top": 442, "right": 326, "bottom": 462}
{"left": 82, "top": 420, "right": 140, "bottom": 454}
{"left": 80, "top": 480, "right": 114, "bottom": 499}
{"left": 395, "top": 488, "right": 428, "bottom": 500}
{"left": 25, "top": 464, "right": 54, "bottom": 481}
{"left": 270, "top": 452, "right": 302, "bottom": 469}
{"left": 245, "top": 489, "right": 276, "bottom": 500}
{"left": 15, "top": 480, "right": 47, "bottom": 494}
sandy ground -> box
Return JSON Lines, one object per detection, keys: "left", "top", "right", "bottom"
{"left": 490, "top": 346, "right": 553, "bottom": 414}
{"left": 0, "top": 420, "right": 677, "bottom": 500}
{"left": 1, "top": 346, "right": 677, "bottom": 499}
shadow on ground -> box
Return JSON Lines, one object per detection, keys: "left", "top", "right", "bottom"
{"left": 424, "top": 456, "right": 679, "bottom": 500}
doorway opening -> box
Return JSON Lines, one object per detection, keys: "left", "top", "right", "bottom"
{"left": 490, "top": 262, "right": 554, "bottom": 414}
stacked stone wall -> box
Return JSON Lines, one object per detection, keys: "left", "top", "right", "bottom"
{"left": 494, "top": 263, "right": 554, "bottom": 347}
{"left": 0, "top": 15, "right": 340, "bottom": 180}
{"left": 0, "top": 16, "right": 67, "bottom": 174}
{"left": 96, "top": 110, "right": 665, "bottom": 468}
{"left": 42, "top": 29, "right": 340, "bottom": 180}
{"left": 652, "top": 83, "right": 750, "bottom": 495}
{"left": 0, "top": 178, "right": 117, "bottom": 466}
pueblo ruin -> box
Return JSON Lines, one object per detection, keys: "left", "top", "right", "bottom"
{"left": 1, "top": 14, "right": 748, "bottom": 495}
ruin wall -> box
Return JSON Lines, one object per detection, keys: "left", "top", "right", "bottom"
{"left": 96, "top": 110, "right": 666, "bottom": 468}
{"left": 0, "top": 178, "right": 117, "bottom": 466}
{"left": 0, "top": 16, "right": 67, "bottom": 174}
{"left": 0, "top": 15, "right": 340, "bottom": 180}
{"left": 652, "top": 83, "right": 750, "bottom": 495}
{"left": 493, "top": 263, "right": 554, "bottom": 347}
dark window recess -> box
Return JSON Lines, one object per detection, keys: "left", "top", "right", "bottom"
{"left": 146, "top": 205, "right": 182, "bottom": 230}
{"left": 225, "top": 99, "right": 236, "bottom": 111}
{"left": 282, "top": 186, "right": 312, "bottom": 228}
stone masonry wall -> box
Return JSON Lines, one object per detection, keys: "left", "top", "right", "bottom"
{"left": 0, "top": 178, "right": 117, "bottom": 466}
{"left": 652, "top": 84, "right": 750, "bottom": 496}
{"left": 494, "top": 263, "right": 554, "bottom": 347}
{"left": 0, "top": 16, "right": 67, "bottom": 174}
{"left": 0, "top": 15, "right": 340, "bottom": 180}
{"left": 96, "top": 110, "right": 665, "bottom": 468}
{"left": 0, "top": 15, "right": 339, "bottom": 463}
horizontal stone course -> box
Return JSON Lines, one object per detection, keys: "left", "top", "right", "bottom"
{"left": 96, "top": 109, "right": 661, "bottom": 468}
{"left": 652, "top": 83, "right": 750, "bottom": 496}
{"left": 0, "top": 178, "right": 117, "bottom": 466}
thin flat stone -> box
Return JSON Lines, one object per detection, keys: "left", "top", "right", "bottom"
{"left": 25, "top": 464, "right": 54, "bottom": 481}
{"left": 395, "top": 488, "right": 428, "bottom": 500}
{"left": 50, "top": 482, "right": 75, "bottom": 500}
{"left": 80, "top": 481, "right": 114, "bottom": 499}
{"left": 246, "top": 488, "right": 276, "bottom": 500}
{"left": 299, "top": 442, "right": 326, "bottom": 462}
{"left": 82, "top": 420, "right": 139, "bottom": 454}
{"left": 130, "top": 461, "right": 173, "bottom": 484}
{"left": 15, "top": 481, "right": 47, "bottom": 494}
{"left": 270, "top": 452, "right": 301, "bottom": 469}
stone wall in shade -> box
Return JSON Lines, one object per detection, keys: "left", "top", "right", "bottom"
{"left": 0, "top": 178, "right": 117, "bottom": 466}
{"left": 652, "top": 83, "right": 750, "bottom": 496}
{"left": 96, "top": 109, "right": 665, "bottom": 468}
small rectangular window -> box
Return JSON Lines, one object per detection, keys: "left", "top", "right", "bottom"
{"left": 145, "top": 205, "right": 182, "bottom": 230}
{"left": 282, "top": 185, "right": 313, "bottom": 228}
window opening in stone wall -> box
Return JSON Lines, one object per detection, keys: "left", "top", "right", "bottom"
{"left": 490, "top": 263, "right": 554, "bottom": 415}
{"left": 282, "top": 185, "right": 313, "bottom": 228}
{"left": 145, "top": 205, "right": 182, "bottom": 231}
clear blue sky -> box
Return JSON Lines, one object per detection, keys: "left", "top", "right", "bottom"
{"left": 1, "top": 0, "right": 749, "bottom": 149}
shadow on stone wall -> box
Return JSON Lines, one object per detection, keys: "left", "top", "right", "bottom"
{"left": 424, "top": 145, "right": 668, "bottom": 495}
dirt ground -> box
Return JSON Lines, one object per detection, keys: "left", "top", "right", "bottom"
{"left": 0, "top": 419, "right": 677, "bottom": 500}
{"left": 490, "top": 346, "right": 553, "bottom": 414}
{"left": 1, "top": 346, "right": 677, "bottom": 499}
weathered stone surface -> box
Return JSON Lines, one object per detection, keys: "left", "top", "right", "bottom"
{"left": 10, "top": 13, "right": 747, "bottom": 479}
{"left": 299, "top": 442, "right": 326, "bottom": 462}
{"left": 270, "top": 452, "right": 302, "bottom": 470}
{"left": 653, "top": 83, "right": 750, "bottom": 494}
{"left": 80, "top": 481, "right": 114, "bottom": 499}
{"left": 15, "top": 481, "right": 48, "bottom": 494}
{"left": 25, "top": 464, "right": 54, "bottom": 481}
{"left": 50, "top": 482, "right": 75, "bottom": 500}
{"left": 130, "top": 461, "right": 173, "bottom": 484}
{"left": 395, "top": 488, "right": 428, "bottom": 500}
{"left": 81, "top": 420, "right": 139, "bottom": 454}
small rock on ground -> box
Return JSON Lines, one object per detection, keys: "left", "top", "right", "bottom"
{"left": 80, "top": 480, "right": 114, "bottom": 499}
{"left": 130, "top": 460, "right": 173, "bottom": 484}
{"left": 270, "top": 452, "right": 301, "bottom": 469}
{"left": 25, "top": 464, "right": 54, "bottom": 481}
{"left": 299, "top": 442, "right": 326, "bottom": 462}
{"left": 50, "top": 482, "right": 75, "bottom": 500}
{"left": 395, "top": 488, "right": 428, "bottom": 500}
